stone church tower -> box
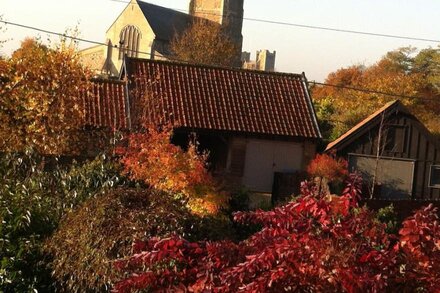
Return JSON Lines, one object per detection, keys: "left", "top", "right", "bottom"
{"left": 189, "top": 0, "right": 244, "bottom": 57}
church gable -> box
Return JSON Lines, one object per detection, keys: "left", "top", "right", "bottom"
{"left": 104, "top": 0, "right": 155, "bottom": 75}
{"left": 81, "top": 0, "right": 263, "bottom": 77}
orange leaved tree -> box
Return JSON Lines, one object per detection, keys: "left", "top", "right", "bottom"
{"left": 118, "top": 126, "right": 228, "bottom": 216}
{"left": 0, "top": 38, "right": 91, "bottom": 154}
{"left": 171, "top": 19, "right": 239, "bottom": 67}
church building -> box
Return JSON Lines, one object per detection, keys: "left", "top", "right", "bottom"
{"left": 81, "top": 0, "right": 276, "bottom": 76}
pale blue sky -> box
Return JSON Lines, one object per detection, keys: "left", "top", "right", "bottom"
{"left": 1, "top": 0, "right": 439, "bottom": 81}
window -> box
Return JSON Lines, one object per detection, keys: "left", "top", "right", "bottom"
{"left": 118, "top": 25, "right": 141, "bottom": 59}
{"left": 384, "top": 126, "right": 406, "bottom": 153}
{"left": 429, "top": 165, "right": 440, "bottom": 188}
{"left": 348, "top": 154, "right": 414, "bottom": 199}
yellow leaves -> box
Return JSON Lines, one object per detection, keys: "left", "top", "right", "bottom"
{"left": 171, "top": 19, "right": 239, "bottom": 67}
{"left": 312, "top": 47, "right": 440, "bottom": 139}
{"left": 0, "top": 37, "right": 91, "bottom": 154}
{"left": 188, "top": 191, "right": 229, "bottom": 217}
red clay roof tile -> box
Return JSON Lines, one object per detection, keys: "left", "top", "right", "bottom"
{"left": 123, "top": 58, "right": 321, "bottom": 139}
{"left": 82, "top": 79, "right": 128, "bottom": 129}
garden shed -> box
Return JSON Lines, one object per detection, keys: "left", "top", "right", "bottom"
{"left": 326, "top": 100, "right": 440, "bottom": 200}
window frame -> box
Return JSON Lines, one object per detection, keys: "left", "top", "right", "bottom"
{"left": 118, "top": 25, "right": 142, "bottom": 60}
{"left": 428, "top": 165, "right": 440, "bottom": 188}
{"left": 384, "top": 125, "right": 407, "bottom": 153}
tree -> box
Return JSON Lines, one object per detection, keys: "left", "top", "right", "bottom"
{"left": 313, "top": 47, "right": 440, "bottom": 140}
{"left": 307, "top": 153, "right": 348, "bottom": 194}
{"left": 0, "top": 38, "right": 91, "bottom": 154}
{"left": 0, "top": 16, "right": 6, "bottom": 51}
{"left": 118, "top": 126, "right": 229, "bottom": 216}
{"left": 171, "top": 19, "right": 239, "bottom": 67}
{"left": 413, "top": 47, "right": 440, "bottom": 94}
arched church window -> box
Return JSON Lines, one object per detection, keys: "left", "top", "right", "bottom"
{"left": 118, "top": 25, "right": 141, "bottom": 59}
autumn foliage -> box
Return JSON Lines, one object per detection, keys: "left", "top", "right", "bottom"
{"left": 171, "top": 19, "right": 239, "bottom": 67}
{"left": 118, "top": 127, "right": 228, "bottom": 216}
{"left": 313, "top": 47, "right": 440, "bottom": 140}
{"left": 113, "top": 174, "right": 440, "bottom": 292}
{"left": 0, "top": 38, "right": 91, "bottom": 154}
{"left": 307, "top": 153, "right": 348, "bottom": 182}
{"left": 398, "top": 205, "right": 440, "bottom": 289}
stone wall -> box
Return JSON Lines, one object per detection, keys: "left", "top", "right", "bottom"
{"left": 189, "top": 0, "right": 244, "bottom": 64}
{"left": 80, "top": 45, "right": 107, "bottom": 74}
{"left": 104, "top": 0, "right": 155, "bottom": 76}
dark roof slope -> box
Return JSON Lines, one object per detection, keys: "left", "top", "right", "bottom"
{"left": 82, "top": 79, "right": 128, "bottom": 129}
{"left": 325, "top": 100, "right": 406, "bottom": 152}
{"left": 326, "top": 100, "right": 440, "bottom": 153}
{"left": 123, "top": 57, "right": 321, "bottom": 139}
{"left": 137, "top": 1, "right": 194, "bottom": 41}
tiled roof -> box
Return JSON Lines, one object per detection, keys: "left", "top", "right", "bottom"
{"left": 123, "top": 57, "right": 321, "bottom": 139}
{"left": 82, "top": 79, "right": 128, "bottom": 129}
{"left": 137, "top": 1, "right": 194, "bottom": 42}
{"left": 325, "top": 100, "right": 403, "bottom": 152}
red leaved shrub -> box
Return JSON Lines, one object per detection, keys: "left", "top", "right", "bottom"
{"left": 113, "top": 174, "right": 440, "bottom": 292}
{"left": 307, "top": 153, "right": 348, "bottom": 183}
{"left": 398, "top": 205, "right": 440, "bottom": 291}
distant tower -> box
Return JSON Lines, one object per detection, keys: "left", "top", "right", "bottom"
{"left": 241, "top": 50, "right": 276, "bottom": 72}
{"left": 189, "top": 0, "right": 244, "bottom": 62}
{"left": 256, "top": 50, "right": 276, "bottom": 72}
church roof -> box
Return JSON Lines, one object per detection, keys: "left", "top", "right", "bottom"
{"left": 120, "top": 57, "right": 321, "bottom": 139}
{"left": 137, "top": 1, "right": 194, "bottom": 42}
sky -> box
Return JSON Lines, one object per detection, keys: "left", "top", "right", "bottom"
{"left": 1, "top": 0, "right": 440, "bottom": 82}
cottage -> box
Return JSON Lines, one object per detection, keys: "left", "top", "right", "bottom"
{"left": 83, "top": 58, "right": 321, "bottom": 195}
{"left": 326, "top": 100, "right": 440, "bottom": 200}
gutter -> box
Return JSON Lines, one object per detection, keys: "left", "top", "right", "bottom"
{"left": 302, "top": 72, "right": 322, "bottom": 139}
{"left": 122, "top": 56, "right": 132, "bottom": 130}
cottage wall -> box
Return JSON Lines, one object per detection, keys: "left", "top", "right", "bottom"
{"left": 226, "top": 137, "right": 316, "bottom": 193}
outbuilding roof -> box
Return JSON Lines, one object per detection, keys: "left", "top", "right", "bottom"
{"left": 82, "top": 79, "right": 128, "bottom": 130}
{"left": 325, "top": 100, "right": 405, "bottom": 152}
{"left": 121, "top": 57, "right": 321, "bottom": 139}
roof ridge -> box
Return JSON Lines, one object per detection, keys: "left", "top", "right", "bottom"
{"left": 125, "top": 56, "right": 305, "bottom": 79}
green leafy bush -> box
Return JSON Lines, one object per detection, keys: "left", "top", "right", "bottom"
{"left": 46, "top": 188, "right": 230, "bottom": 292}
{"left": 0, "top": 150, "right": 121, "bottom": 291}
{"left": 376, "top": 204, "right": 399, "bottom": 234}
